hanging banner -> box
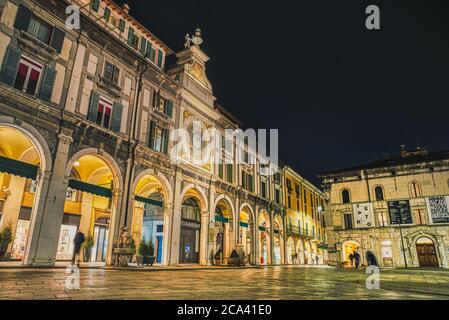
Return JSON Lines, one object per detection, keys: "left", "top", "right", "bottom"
{"left": 388, "top": 200, "right": 413, "bottom": 225}
{"left": 426, "top": 196, "right": 449, "bottom": 224}
{"left": 353, "top": 203, "right": 375, "bottom": 228}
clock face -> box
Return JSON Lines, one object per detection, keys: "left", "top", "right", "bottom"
{"left": 192, "top": 37, "right": 203, "bottom": 46}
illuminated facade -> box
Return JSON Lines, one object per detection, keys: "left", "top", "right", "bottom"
{"left": 0, "top": 0, "right": 306, "bottom": 267}
{"left": 283, "top": 167, "right": 327, "bottom": 265}
{"left": 321, "top": 147, "right": 449, "bottom": 269}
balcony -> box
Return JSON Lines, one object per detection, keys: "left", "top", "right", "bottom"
{"left": 286, "top": 225, "right": 300, "bottom": 237}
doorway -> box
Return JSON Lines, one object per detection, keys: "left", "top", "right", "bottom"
{"left": 416, "top": 237, "right": 439, "bottom": 268}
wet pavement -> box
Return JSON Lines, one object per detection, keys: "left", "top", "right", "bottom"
{"left": 0, "top": 265, "right": 448, "bottom": 300}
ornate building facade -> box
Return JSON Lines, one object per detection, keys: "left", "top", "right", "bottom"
{"left": 0, "top": 0, "right": 324, "bottom": 267}
{"left": 320, "top": 147, "right": 449, "bottom": 269}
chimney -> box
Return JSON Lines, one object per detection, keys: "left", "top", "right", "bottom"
{"left": 122, "top": 3, "right": 130, "bottom": 14}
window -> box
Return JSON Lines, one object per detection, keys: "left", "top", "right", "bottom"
{"left": 87, "top": 91, "right": 123, "bottom": 133}
{"left": 91, "top": 0, "right": 100, "bottom": 12}
{"left": 287, "top": 195, "right": 291, "bottom": 208}
{"left": 261, "top": 181, "right": 267, "bottom": 198}
{"left": 156, "top": 224, "right": 164, "bottom": 233}
{"left": 342, "top": 189, "right": 351, "bottom": 204}
{"left": 118, "top": 19, "right": 125, "bottom": 33}
{"left": 14, "top": 56, "right": 43, "bottom": 95}
{"left": 157, "top": 50, "right": 164, "bottom": 68}
{"left": 148, "top": 121, "right": 169, "bottom": 154}
{"left": 409, "top": 181, "right": 422, "bottom": 198}
{"left": 242, "top": 171, "right": 254, "bottom": 192}
{"left": 96, "top": 97, "right": 113, "bottom": 128}
{"left": 344, "top": 213, "right": 353, "bottom": 230}
{"left": 275, "top": 188, "right": 281, "bottom": 204}
{"left": 103, "top": 7, "right": 111, "bottom": 22}
{"left": 154, "top": 93, "right": 173, "bottom": 117}
{"left": 226, "top": 163, "right": 233, "bottom": 184}
{"left": 218, "top": 163, "right": 224, "bottom": 179}
{"left": 374, "top": 186, "right": 384, "bottom": 201}
{"left": 128, "top": 27, "right": 137, "bottom": 47}
{"left": 103, "top": 62, "right": 120, "bottom": 84}
{"left": 27, "top": 17, "right": 52, "bottom": 44}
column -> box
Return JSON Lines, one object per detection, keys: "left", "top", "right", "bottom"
{"left": 24, "top": 132, "right": 72, "bottom": 266}
{"left": 168, "top": 177, "right": 182, "bottom": 265}
{"left": 161, "top": 202, "right": 173, "bottom": 266}
{"left": 200, "top": 210, "right": 209, "bottom": 266}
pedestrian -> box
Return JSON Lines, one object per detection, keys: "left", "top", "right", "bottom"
{"left": 72, "top": 231, "right": 85, "bottom": 266}
{"left": 354, "top": 251, "right": 361, "bottom": 269}
{"left": 349, "top": 253, "right": 354, "bottom": 266}
{"left": 294, "top": 252, "right": 298, "bottom": 264}
{"left": 315, "top": 255, "right": 320, "bottom": 265}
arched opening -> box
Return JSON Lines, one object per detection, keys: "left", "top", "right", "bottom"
{"left": 0, "top": 125, "right": 44, "bottom": 262}
{"left": 416, "top": 237, "right": 439, "bottom": 268}
{"left": 374, "top": 186, "right": 384, "bottom": 201}
{"left": 341, "top": 189, "right": 351, "bottom": 204}
{"left": 258, "top": 210, "right": 270, "bottom": 265}
{"left": 286, "top": 237, "right": 295, "bottom": 264}
{"left": 179, "top": 196, "right": 202, "bottom": 264}
{"left": 239, "top": 206, "right": 254, "bottom": 265}
{"left": 296, "top": 239, "right": 305, "bottom": 264}
{"left": 304, "top": 241, "right": 312, "bottom": 265}
{"left": 273, "top": 215, "right": 283, "bottom": 265}
{"left": 132, "top": 174, "right": 168, "bottom": 265}
{"left": 57, "top": 154, "right": 117, "bottom": 264}
{"left": 342, "top": 240, "right": 360, "bottom": 267}
{"left": 213, "top": 199, "right": 233, "bottom": 264}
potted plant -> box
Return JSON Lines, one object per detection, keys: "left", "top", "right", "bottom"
{"left": 230, "top": 249, "right": 240, "bottom": 267}
{"left": 136, "top": 239, "right": 148, "bottom": 266}
{"left": 0, "top": 222, "right": 13, "bottom": 261}
{"left": 147, "top": 239, "right": 156, "bottom": 266}
{"left": 82, "top": 235, "right": 94, "bottom": 262}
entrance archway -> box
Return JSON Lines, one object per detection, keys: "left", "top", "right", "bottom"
{"left": 296, "top": 239, "right": 305, "bottom": 264}
{"left": 342, "top": 240, "right": 360, "bottom": 266}
{"left": 273, "top": 215, "right": 283, "bottom": 265}
{"left": 239, "top": 205, "right": 254, "bottom": 265}
{"left": 132, "top": 173, "right": 170, "bottom": 265}
{"left": 416, "top": 237, "right": 439, "bottom": 268}
{"left": 304, "top": 240, "right": 312, "bottom": 265}
{"left": 213, "top": 199, "right": 233, "bottom": 264}
{"left": 258, "top": 210, "right": 270, "bottom": 265}
{"left": 286, "top": 237, "right": 295, "bottom": 264}
{"left": 0, "top": 124, "right": 46, "bottom": 262}
{"left": 179, "top": 196, "right": 202, "bottom": 264}
{"left": 58, "top": 153, "right": 120, "bottom": 264}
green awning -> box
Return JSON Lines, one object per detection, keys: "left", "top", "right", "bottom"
{"left": 68, "top": 179, "right": 112, "bottom": 198}
{"left": 215, "top": 215, "right": 229, "bottom": 223}
{"left": 135, "top": 196, "right": 164, "bottom": 208}
{"left": 0, "top": 155, "right": 38, "bottom": 180}
{"left": 259, "top": 226, "right": 266, "bottom": 232}
{"left": 240, "top": 222, "right": 249, "bottom": 228}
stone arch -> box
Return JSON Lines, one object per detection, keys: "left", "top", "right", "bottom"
{"left": 214, "top": 194, "right": 236, "bottom": 220}
{"left": 239, "top": 202, "right": 255, "bottom": 223}
{"left": 179, "top": 184, "right": 208, "bottom": 212}
{"left": 66, "top": 148, "right": 123, "bottom": 192}
{"left": 0, "top": 116, "right": 52, "bottom": 171}
{"left": 132, "top": 169, "right": 173, "bottom": 202}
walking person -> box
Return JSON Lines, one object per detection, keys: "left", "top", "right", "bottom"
{"left": 349, "top": 253, "right": 354, "bottom": 267}
{"left": 315, "top": 255, "right": 320, "bottom": 265}
{"left": 72, "top": 231, "right": 85, "bottom": 266}
{"left": 354, "top": 251, "right": 361, "bottom": 269}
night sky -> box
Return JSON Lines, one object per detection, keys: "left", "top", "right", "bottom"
{"left": 115, "top": 0, "right": 449, "bottom": 184}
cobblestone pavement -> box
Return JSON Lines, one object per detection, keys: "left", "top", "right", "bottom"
{"left": 0, "top": 266, "right": 449, "bottom": 300}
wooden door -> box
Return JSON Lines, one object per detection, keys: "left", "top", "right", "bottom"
{"left": 416, "top": 243, "right": 439, "bottom": 267}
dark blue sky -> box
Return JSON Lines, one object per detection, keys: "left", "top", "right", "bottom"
{"left": 116, "top": 0, "right": 449, "bottom": 184}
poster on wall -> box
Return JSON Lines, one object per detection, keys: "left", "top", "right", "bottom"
{"left": 353, "top": 203, "right": 375, "bottom": 228}
{"left": 426, "top": 196, "right": 449, "bottom": 224}
{"left": 388, "top": 200, "right": 413, "bottom": 225}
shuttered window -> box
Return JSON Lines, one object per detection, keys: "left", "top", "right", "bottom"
{"left": 39, "top": 66, "right": 56, "bottom": 101}
{"left": 157, "top": 50, "right": 163, "bottom": 68}
{"left": 87, "top": 91, "right": 122, "bottom": 133}
{"left": 91, "top": 0, "right": 100, "bottom": 12}
{"left": 148, "top": 121, "right": 169, "bottom": 154}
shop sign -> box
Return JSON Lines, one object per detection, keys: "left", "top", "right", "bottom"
{"left": 353, "top": 203, "right": 375, "bottom": 228}
{"left": 426, "top": 196, "right": 449, "bottom": 224}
